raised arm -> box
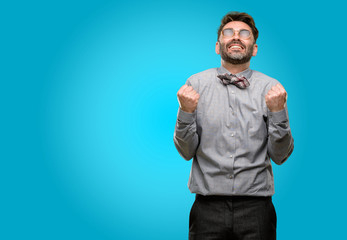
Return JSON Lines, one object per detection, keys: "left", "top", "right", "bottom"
{"left": 265, "top": 83, "right": 294, "bottom": 165}
{"left": 173, "top": 84, "right": 200, "bottom": 160}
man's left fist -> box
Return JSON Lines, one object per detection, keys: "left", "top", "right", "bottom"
{"left": 265, "top": 83, "right": 287, "bottom": 112}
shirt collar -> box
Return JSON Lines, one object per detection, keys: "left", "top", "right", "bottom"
{"left": 217, "top": 65, "right": 253, "bottom": 80}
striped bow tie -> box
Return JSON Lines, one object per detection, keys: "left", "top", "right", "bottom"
{"left": 217, "top": 73, "right": 250, "bottom": 89}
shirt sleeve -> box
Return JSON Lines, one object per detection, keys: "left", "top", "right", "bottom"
{"left": 173, "top": 107, "right": 199, "bottom": 161}
{"left": 173, "top": 78, "right": 200, "bottom": 161}
{"left": 267, "top": 105, "right": 294, "bottom": 165}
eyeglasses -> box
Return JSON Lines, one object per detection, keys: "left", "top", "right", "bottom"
{"left": 222, "top": 28, "right": 251, "bottom": 39}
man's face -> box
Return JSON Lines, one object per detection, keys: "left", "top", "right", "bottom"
{"left": 216, "top": 21, "right": 258, "bottom": 65}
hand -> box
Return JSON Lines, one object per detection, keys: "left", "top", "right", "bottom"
{"left": 177, "top": 84, "right": 200, "bottom": 113}
{"left": 265, "top": 83, "right": 287, "bottom": 112}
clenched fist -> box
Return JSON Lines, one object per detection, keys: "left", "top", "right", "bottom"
{"left": 265, "top": 83, "right": 287, "bottom": 112}
{"left": 177, "top": 84, "right": 200, "bottom": 113}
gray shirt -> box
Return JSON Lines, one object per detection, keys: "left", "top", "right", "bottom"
{"left": 174, "top": 66, "right": 294, "bottom": 196}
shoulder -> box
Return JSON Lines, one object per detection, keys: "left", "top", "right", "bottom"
{"left": 186, "top": 68, "right": 218, "bottom": 90}
{"left": 252, "top": 70, "right": 279, "bottom": 85}
{"left": 251, "top": 70, "right": 281, "bottom": 94}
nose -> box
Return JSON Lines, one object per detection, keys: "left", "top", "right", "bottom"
{"left": 231, "top": 31, "right": 240, "bottom": 40}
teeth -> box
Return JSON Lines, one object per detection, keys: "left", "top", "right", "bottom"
{"left": 230, "top": 46, "right": 242, "bottom": 49}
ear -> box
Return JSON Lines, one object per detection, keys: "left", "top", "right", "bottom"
{"left": 252, "top": 43, "right": 258, "bottom": 56}
{"left": 215, "top": 41, "right": 220, "bottom": 55}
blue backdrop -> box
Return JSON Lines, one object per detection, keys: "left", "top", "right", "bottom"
{"left": 2, "top": 0, "right": 346, "bottom": 239}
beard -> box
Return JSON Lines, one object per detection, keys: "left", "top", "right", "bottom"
{"left": 219, "top": 40, "right": 254, "bottom": 65}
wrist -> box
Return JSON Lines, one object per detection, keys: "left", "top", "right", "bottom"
{"left": 269, "top": 107, "right": 284, "bottom": 112}
{"left": 178, "top": 108, "right": 195, "bottom": 123}
{"left": 180, "top": 107, "right": 195, "bottom": 113}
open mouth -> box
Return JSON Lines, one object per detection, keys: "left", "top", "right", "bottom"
{"left": 226, "top": 41, "right": 245, "bottom": 51}
{"left": 228, "top": 44, "right": 244, "bottom": 51}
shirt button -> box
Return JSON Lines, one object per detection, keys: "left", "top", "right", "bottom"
{"left": 231, "top": 90, "right": 235, "bottom": 94}
{"left": 229, "top": 175, "right": 233, "bottom": 179}
{"left": 230, "top": 155, "right": 233, "bottom": 158}
{"left": 231, "top": 133, "right": 234, "bottom": 137}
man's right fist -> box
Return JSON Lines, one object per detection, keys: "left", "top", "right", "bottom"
{"left": 177, "top": 84, "right": 200, "bottom": 113}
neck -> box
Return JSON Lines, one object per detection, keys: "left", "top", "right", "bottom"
{"left": 221, "top": 60, "right": 250, "bottom": 75}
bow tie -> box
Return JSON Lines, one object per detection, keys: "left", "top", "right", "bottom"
{"left": 217, "top": 73, "right": 250, "bottom": 89}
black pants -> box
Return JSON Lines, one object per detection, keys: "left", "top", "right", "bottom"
{"left": 189, "top": 195, "right": 277, "bottom": 240}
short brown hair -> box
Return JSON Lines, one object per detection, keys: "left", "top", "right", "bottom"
{"left": 217, "top": 12, "right": 259, "bottom": 42}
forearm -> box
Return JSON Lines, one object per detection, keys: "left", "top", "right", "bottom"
{"left": 173, "top": 108, "right": 199, "bottom": 160}
{"left": 267, "top": 107, "right": 294, "bottom": 165}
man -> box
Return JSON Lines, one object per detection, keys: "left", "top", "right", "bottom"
{"left": 174, "top": 12, "right": 294, "bottom": 240}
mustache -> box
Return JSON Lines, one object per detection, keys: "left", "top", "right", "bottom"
{"left": 226, "top": 40, "right": 246, "bottom": 49}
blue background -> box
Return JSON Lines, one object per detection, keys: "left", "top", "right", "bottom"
{"left": 1, "top": 0, "right": 346, "bottom": 239}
